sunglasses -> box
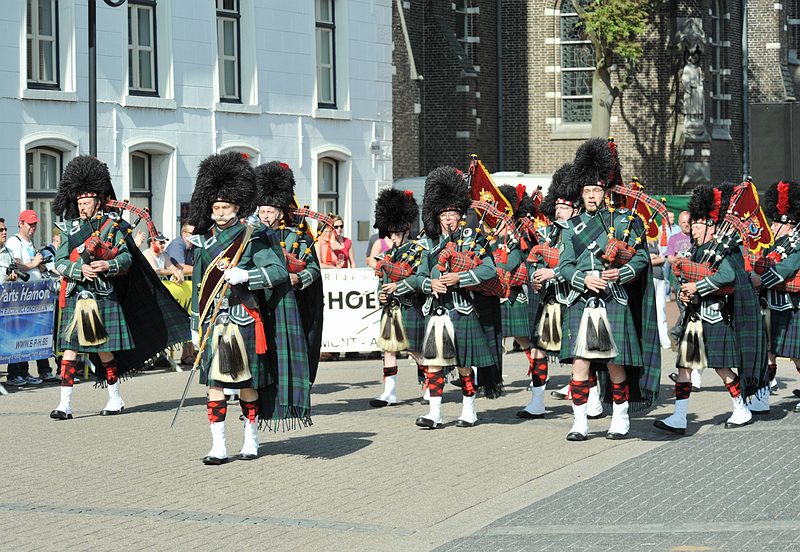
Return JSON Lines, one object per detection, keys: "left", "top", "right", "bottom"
{"left": 333, "top": 224, "right": 344, "bottom": 229}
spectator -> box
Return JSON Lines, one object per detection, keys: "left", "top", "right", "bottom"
{"left": 666, "top": 210, "right": 692, "bottom": 343}
{"left": 365, "top": 234, "right": 392, "bottom": 269}
{"left": 364, "top": 232, "right": 380, "bottom": 268}
{"left": 5, "top": 210, "right": 57, "bottom": 385}
{"left": 134, "top": 229, "right": 147, "bottom": 248}
{"left": 0, "top": 218, "right": 16, "bottom": 283}
{"left": 648, "top": 241, "right": 671, "bottom": 349}
{"left": 165, "top": 223, "right": 195, "bottom": 276}
{"left": 317, "top": 215, "right": 355, "bottom": 268}
{"left": 40, "top": 230, "right": 62, "bottom": 277}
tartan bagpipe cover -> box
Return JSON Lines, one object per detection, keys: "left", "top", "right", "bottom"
{"left": 282, "top": 250, "right": 308, "bottom": 274}
{"left": 751, "top": 252, "right": 800, "bottom": 293}
{"left": 603, "top": 237, "right": 636, "bottom": 267}
{"left": 437, "top": 242, "right": 508, "bottom": 297}
{"left": 672, "top": 258, "right": 734, "bottom": 296}
{"left": 374, "top": 257, "right": 414, "bottom": 282}
{"left": 527, "top": 243, "right": 560, "bottom": 268}
{"left": 492, "top": 247, "right": 528, "bottom": 288}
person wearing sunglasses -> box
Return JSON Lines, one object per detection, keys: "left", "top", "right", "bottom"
{"left": 317, "top": 214, "right": 355, "bottom": 268}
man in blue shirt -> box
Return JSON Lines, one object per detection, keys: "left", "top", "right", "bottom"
{"left": 165, "top": 223, "right": 194, "bottom": 277}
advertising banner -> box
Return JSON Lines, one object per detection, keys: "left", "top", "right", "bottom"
{"left": 320, "top": 268, "right": 382, "bottom": 353}
{"left": 0, "top": 280, "right": 55, "bottom": 364}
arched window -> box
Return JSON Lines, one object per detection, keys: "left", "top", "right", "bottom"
{"left": 559, "top": 0, "right": 593, "bottom": 124}
{"left": 25, "top": 147, "right": 62, "bottom": 246}
{"left": 710, "top": 0, "right": 730, "bottom": 139}
{"left": 318, "top": 157, "right": 339, "bottom": 214}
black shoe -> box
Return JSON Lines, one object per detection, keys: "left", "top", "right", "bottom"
{"left": 606, "top": 432, "right": 627, "bottom": 440}
{"left": 653, "top": 420, "right": 686, "bottom": 435}
{"left": 749, "top": 409, "right": 770, "bottom": 416}
{"left": 369, "top": 399, "right": 397, "bottom": 408}
{"left": 668, "top": 372, "right": 678, "bottom": 383}
{"left": 516, "top": 409, "right": 545, "bottom": 419}
{"left": 792, "top": 389, "right": 800, "bottom": 399}
{"left": 237, "top": 453, "right": 257, "bottom": 461}
{"left": 550, "top": 390, "right": 569, "bottom": 400}
{"left": 100, "top": 406, "right": 124, "bottom": 416}
{"left": 587, "top": 412, "right": 606, "bottom": 420}
{"left": 415, "top": 416, "right": 443, "bottom": 429}
{"left": 566, "top": 432, "right": 587, "bottom": 441}
{"left": 794, "top": 402, "right": 800, "bottom": 413}
{"left": 450, "top": 379, "right": 464, "bottom": 389}
{"left": 455, "top": 419, "right": 476, "bottom": 427}
{"left": 724, "top": 419, "right": 753, "bottom": 429}
{"left": 40, "top": 372, "right": 60, "bottom": 383}
{"left": 202, "top": 455, "right": 229, "bottom": 465}
{"left": 49, "top": 409, "right": 72, "bottom": 420}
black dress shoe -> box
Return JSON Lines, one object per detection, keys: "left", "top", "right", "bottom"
{"left": 516, "top": 409, "right": 544, "bottom": 419}
{"left": 455, "top": 419, "right": 476, "bottom": 427}
{"left": 415, "top": 416, "right": 443, "bottom": 429}
{"left": 653, "top": 420, "right": 686, "bottom": 435}
{"left": 749, "top": 409, "right": 770, "bottom": 416}
{"left": 668, "top": 372, "right": 678, "bottom": 383}
{"left": 202, "top": 455, "right": 229, "bottom": 465}
{"left": 49, "top": 410, "right": 72, "bottom": 420}
{"left": 792, "top": 389, "right": 800, "bottom": 399}
{"left": 587, "top": 412, "right": 606, "bottom": 420}
{"left": 724, "top": 419, "right": 753, "bottom": 429}
{"left": 794, "top": 402, "right": 800, "bottom": 413}
{"left": 550, "top": 390, "right": 569, "bottom": 400}
{"left": 369, "top": 399, "right": 397, "bottom": 408}
{"left": 606, "top": 432, "right": 627, "bottom": 440}
{"left": 566, "top": 431, "right": 587, "bottom": 441}
{"left": 237, "top": 453, "right": 257, "bottom": 461}
{"left": 100, "top": 407, "right": 124, "bottom": 416}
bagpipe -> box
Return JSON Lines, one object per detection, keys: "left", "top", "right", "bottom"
{"left": 374, "top": 232, "right": 427, "bottom": 283}
{"left": 273, "top": 206, "right": 337, "bottom": 273}
{"left": 751, "top": 224, "right": 800, "bottom": 292}
{"left": 62, "top": 199, "right": 160, "bottom": 348}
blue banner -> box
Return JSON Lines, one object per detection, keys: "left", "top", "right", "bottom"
{"left": 0, "top": 280, "right": 55, "bottom": 364}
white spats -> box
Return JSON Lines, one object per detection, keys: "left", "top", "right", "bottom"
{"left": 725, "top": 395, "right": 753, "bottom": 428}
{"left": 655, "top": 398, "right": 689, "bottom": 434}
{"left": 456, "top": 394, "right": 478, "bottom": 427}
{"left": 606, "top": 401, "right": 630, "bottom": 439}
{"left": 380, "top": 374, "right": 398, "bottom": 404}
{"left": 747, "top": 386, "right": 770, "bottom": 415}
{"left": 587, "top": 385, "right": 603, "bottom": 418}
{"left": 239, "top": 420, "right": 259, "bottom": 459}
{"left": 521, "top": 386, "right": 546, "bottom": 417}
{"left": 567, "top": 402, "right": 588, "bottom": 441}
{"left": 206, "top": 421, "right": 228, "bottom": 462}
{"left": 101, "top": 382, "right": 125, "bottom": 414}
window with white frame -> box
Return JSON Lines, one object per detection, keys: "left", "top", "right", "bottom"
{"left": 130, "top": 151, "right": 152, "bottom": 218}
{"left": 27, "top": 0, "right": 59, "bottom": 89}
{"left": 710, "top": 0, "right": 730, "bottom": 138}
{"left": 315, "top": 0, "right": 336, "bottom": 108}
{"left": 217, "top": 0, "right": 241, "bottom": 102}
{"left": 318, "top": 158, "right": 339, "bottom": 214}
{"left": 559, "top": 0, "right": 593, "bottom": 124}
{"left": 25, "top": 147, "right": 61, "bottom": 246}
{"left": 455, "top": 0, "right": 478, "bottom": 68}
{"left": 128, "top": 0, "right": 157, "bottom": 95}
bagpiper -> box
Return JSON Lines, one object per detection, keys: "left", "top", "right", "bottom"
{"left": 370, "top": 188, "right": 426, "bottom": 407}
{"left": 414, "top": 166, "right": 503, "bottom": 429}
{"left": 655, "top": 183, "right": 769, "bottom": 434}
{"left": 187, "top": 152, "right": 290, "bottom": 464}
{"left": 748, "top": 180, "right": 800, "bottom": 413}
{"left": 50, "top": 156, "right": 189, "bottom": 420}
{"left": 557, "top": 139, "right": 661, "bottom": 441}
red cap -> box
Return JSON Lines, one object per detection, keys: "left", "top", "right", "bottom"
{"left": 19, "top": 209, "right": 39, "bottom": 225}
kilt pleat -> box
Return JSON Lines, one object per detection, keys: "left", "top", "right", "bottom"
{"left": 676, "top": 318, "right": 738, "bottom": 370}
{"left": 402, "top": 303, "right": 426, "bottom": 353}
{"left": 199, "top": 320, "right": 266, "bottom": 389}
{"left": 450, "top": 309, "right": 498, "bottom": 368}
{"left": 562, "top": 295, "right": 643, "bottom": 366}
{"left": 769, "top": 308, "right": 800, "bottom": 359}
{"left": 501, "top": 296, "right": 530, "bottom": 337}
{"left": 57, "top": 291, "right": 134, "bottom": 353}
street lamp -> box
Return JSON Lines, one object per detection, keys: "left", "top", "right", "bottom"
{"left": 88, "top": 0, "right": 127, "bottom": 156}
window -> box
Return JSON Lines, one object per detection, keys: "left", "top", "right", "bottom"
{"left": 130, "top": 151, "right": 152, "bottom": 218}
{"left": 315, "top": 0, "right": 336, "bottom": 108}
{"left": 455, "top": 1, "right": 478, "bottom": 68}
{"left": 559, "top": 0, "right": 593, "bottom": 124}
{"left": 25, "top": 147, "right": 61, "bottom": 246}
{"left": 789, "top": 1, "right": 800, "bottom": 63}
{"left": 27, "top": 0, "right": 59, "bottom": 89}
{"left": 710, "top": 0, "right": 730, "bottom": 138}
{"left": 216, "top": 0, "right": 241, "bottom": 102}
{"left": 128, "top": 0, "right": 157, "bottom": 95}
{"left": 318, "top": 158, "right": 339, "bottom": 214}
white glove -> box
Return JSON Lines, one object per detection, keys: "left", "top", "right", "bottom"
{"left": 223, "top": 266, "right": 249, "bottom": 285}
{"left": 191, "top": 330, "right": 200, "bottom": 348}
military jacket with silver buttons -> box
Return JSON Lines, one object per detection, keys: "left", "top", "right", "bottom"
{"left": 759, "top": 235, "right": 800, "bottom": 311}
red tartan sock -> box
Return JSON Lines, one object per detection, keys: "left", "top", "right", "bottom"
{"left": 675, "top": 381, "right": 692, "bottom": 400}
{"left": 102, "top": 358, "right": 118, "bottom": 385}
{"left": 725, "top": 377, "right": 742, "bottom": 399}
{"left": 207, "top": 400, "right": 227, "bottom": 423}
{"left": 426, "top": 371, "right": 445, "bottom": 397}
{"left": 60, "top": 359, "right": 77, "bottom": 388}
{"left": 571, "top": 379, "right": 590, "bottom": 406}
{"left": 524, "top": 349, "right": 534, "bottom": 376}
{"left": 460, "top": 371, "right": 476, "bottom": 397}
{"left": 768, "top": 363, "right": 777, "bottom": 381}
{"left": 239, "top": 399, "right": 258, "bottom": 424}
{"left": 383, "top": 366, "right": 398, "bottom": 378}
{"left": 611, "top": 380, "right": 629, "bottom": 404}
{"left": 531, "top": 357, "right": 548, "bottom": 388}
{"left": 588, "top": 370, "right": 598, "bottom": 388}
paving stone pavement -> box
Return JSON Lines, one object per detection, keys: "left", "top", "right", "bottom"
{"left": 1, "top": 350, "right": 799, "bottom": 551}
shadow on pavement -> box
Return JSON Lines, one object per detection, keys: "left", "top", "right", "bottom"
{"left": 128, "top": 396, "right": 208, "bottom": 413}
{"left": 261, "top": 431, "right": 376, "bottom": 459}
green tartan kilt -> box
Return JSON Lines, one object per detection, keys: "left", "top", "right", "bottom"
{"left": 448, "top": 308, "right": 498, "bottom": 368}
{"left": 501, "top": 289, "right": 530, "bottom": 338}
{"left": 57, "top": 291, "right": 133, "bottom": 353}
{"left": 527, "top": 291, "right": 541, "bottom": 342}
{"left": 769, "top": 308, "right": 800, "bottom": 359}
{"left": 401, "top": 302, "right": 426, "bottom": 353}
{"left": 562, "top": 294, "right": 643, "bottom": 366}
{"left": 677, "top": 316, "right": 738, "bottom": 370}
{"left": 199, "top": 320, "right": 267, "bottom": 389}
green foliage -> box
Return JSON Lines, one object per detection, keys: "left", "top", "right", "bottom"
{"left": 572, "top": 0, "right": 654, "bottom": 66}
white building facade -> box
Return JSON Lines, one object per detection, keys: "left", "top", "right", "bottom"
{"left": 0, "top": 0, "right": 393, "bottom": 252}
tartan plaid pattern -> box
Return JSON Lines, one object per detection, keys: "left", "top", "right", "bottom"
{"left": 528, "top": 244, "right": 559, "bottom": 268}
{"left": 375, "top": 259, "right": 414, "bottom": 282}
{"left": 770, "top": 308, "right": 800, "bottom": 358}
{"left": 401, "top": 302, "right": 427, "bottom": 353}
{"left": 437, "top": 243, "right": 508, "bottom": 297}
{"left": 199, "top": 321, "right": 266, "bottom": 388}
{"left": 282, "top": 250, "right": 307, "bottom": 274}
{"left": 672, "top": 258, "right": 734, "bottom": 296}
{"left": 506, "top": 263, "right": 528, "bottom": 288}
{"left": 501, "top": 299, "right": 530, "bottom": 337}
{"left": 753, "top": 238, "right": 800, "bottom": 292}
{"left": 603, "top": 238, "right": 636, "bottom": 267}
{"left": 450, "top": 308, "right": 498, "bottom": 368}
{"left": 676, "top": 313, "right": 739, "bottom": 369}
{"left": 58, "top": 287, "right": 133, "bottom": 353}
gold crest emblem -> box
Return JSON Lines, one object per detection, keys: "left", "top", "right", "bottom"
{"left": 216, "top": 256, "right": 231, "bottom": 270}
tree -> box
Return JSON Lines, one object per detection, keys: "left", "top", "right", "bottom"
{"left": 572, "top": 0, "right": 660, "bottom": 137}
